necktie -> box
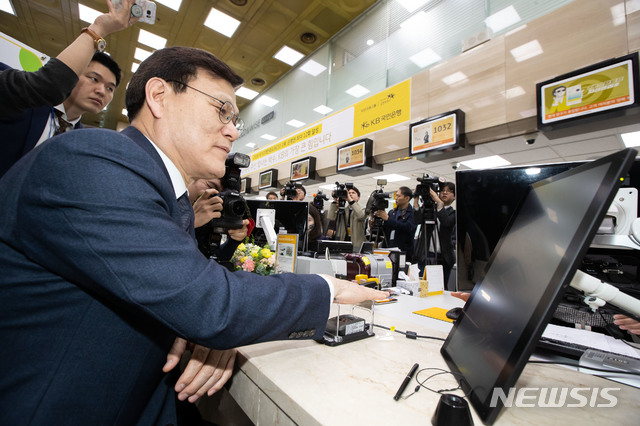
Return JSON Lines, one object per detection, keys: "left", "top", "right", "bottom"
{"left": 54, "top": 109, "right": 73, "bottom": 135}
{"left": 176, "top": 192, "right": 196, "bottom": 239}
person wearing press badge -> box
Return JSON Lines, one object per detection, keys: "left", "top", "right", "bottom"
{"left": 374, "top": 186, "right": 417, "bottom": 258}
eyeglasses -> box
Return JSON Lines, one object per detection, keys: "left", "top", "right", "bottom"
{"left": 440, "top": 190, "right": 453, "bottom": 194}
{"left": 168, "top": 80, "right": 245, "bottom": 134}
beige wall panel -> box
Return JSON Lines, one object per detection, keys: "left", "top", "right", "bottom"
{"left": 505, "top": 0, "right": 630, "bottom": 123}
{"left": 427, "top": 38, "right": 506, "bottom": 133}
{"left": 628, "top": 0, "right": 640, "bottom": 53}
{"left": 410, "top": 70, "right": 431, "bottom": 121}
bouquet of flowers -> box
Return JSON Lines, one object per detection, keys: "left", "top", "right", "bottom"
{"left": 231, "top": 241, "right": 276, "bottom": 276}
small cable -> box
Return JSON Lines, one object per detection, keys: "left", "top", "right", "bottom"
{"left": 373, "top": 323, "right": 446, "bottom": 341}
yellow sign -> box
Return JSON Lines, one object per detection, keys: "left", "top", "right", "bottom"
{"left": 410, "top": 113, "right": 457, "bottom": 154}
{"left": 353, "top": 79, "right": 411, "bottom": 137}
{"left": 540, "top": 59, "right": 635, "bottom": 124}
{"left": 252, "top": 124, "right": 323, "bottom": 161}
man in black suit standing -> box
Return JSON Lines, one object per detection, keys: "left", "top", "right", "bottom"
{"left": 0, "top": 46, "right": 387, "bottom": 425}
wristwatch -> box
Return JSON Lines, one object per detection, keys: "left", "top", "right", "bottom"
{"left": 81, "top": 27, "right": 106, "bottom": 53}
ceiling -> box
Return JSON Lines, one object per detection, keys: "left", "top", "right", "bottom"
{"left": 0, "top": 0, "right": 377, "bottom": 129}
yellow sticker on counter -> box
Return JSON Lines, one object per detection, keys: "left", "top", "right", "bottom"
{"left": 385, "top": 261, "right": 392, "bottom": 269}
{"left": 362, "top": 256, "right": 370, "bottom": 265}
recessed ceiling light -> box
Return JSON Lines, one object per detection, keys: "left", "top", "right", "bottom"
{"left": 314, "top": 105, "right": 333, "bottom": 114}
{"left": 461, "top": 155, "right": 511, "bottom": 169}
{"left": 155, "top": 0, "right": 182, "bottom": 12}
{"left": 409, "top": 48, "right": 441, "bottom": 68}
{"left": 134, "top": 47, "right": 153, "bottom": 62}
{"left": 138, "top": 29, "right": 166, "bottom": 50}
{"left": 131, "top": 62, "right": 140, "bottom": 72}
{"left": 346, "top": 84, "right": 370, "bottom": 98}
{"left": 236, "top": 87, "right": 259, "bottom": 100}
{"left": 510, "top": 40, "right": 543, "bottom": 62}
{"left": 0, "top": 0, "right": 16, "bottom": 15}
{"left": 78, "top": 3, "right": 102, "bottom": 23}
{"left": 286, "top": 119, "right": 305, "bottom": 128}
{"left": 397, "top": 0, "right": 430, "bottom": 13}
{"left": 366, "top": 39, "right": 374, "bottom": 46}
{"left": 485, "top": 5, "right": 521, "bottom": 32}
{"left": 372, "top": 174, "right": 410, "bottom": 182}
{"left": 257, "top": 95, "right": 279, "bottom": 107}
{"left": 442, "top": 71, "right": 467, "bottom": 86}
{"left": 621, "top": 131, "right": 640, "bottom": 147}
{"left": 274, "top": 46, "right": 304, "bottom": 66}
{"left": 300, "top": 59, "right": 327, "bottom": 76}
{"left": 204, "top": 7, "right": 240, "bottom": 38}
{"left": 261, "top": 134, "right": 277, "bottom": 141}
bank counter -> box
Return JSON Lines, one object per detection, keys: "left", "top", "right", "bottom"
{"left": 224, "top": 293, "right": 640, "bottom": 425}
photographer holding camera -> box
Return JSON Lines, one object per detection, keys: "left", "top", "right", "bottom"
{"left": 280, "top": 182, "right": 306, "bottom": 201}
{"left": 327, "top": 184, "right": 366, "bottom": 250}
{"left": 189, "top": 178, "right": 250, "bottom": 262}
{"left": 373, "top": 186, "right": 417, "bottom": 258}
{"left": 413, "top": 181, "right": 456, "bottom": 286}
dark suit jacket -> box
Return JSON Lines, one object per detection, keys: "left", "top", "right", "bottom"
{"left": 0, "top": 126, "right": 330, "bottom": 425}
{"left": 0, "top": 59, "right": 81, "bottom": 178}
{"left": 383, "top": 204, "right": 417, "bottom": 258}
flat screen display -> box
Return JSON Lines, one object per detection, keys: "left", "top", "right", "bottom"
{"left": 441, "top": 148, "right": 637, "bottom": 425}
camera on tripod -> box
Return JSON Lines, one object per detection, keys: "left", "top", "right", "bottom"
{"left": 283, "top": 181, "right": 303, "bottom": 200}
{"left": 415, "top": 173, "right": 444, "bottom": 203}
{"left": 365, "top": 179, "right": 391, "bottom": 216}
{"left": 210, "top": 153, "right": 250, "bottom": 230}
{"left": 332, "top": 182, "right": 354, "bottom": 200}
{"left": 312, "top": 191, "right": 329, "bottom": 211}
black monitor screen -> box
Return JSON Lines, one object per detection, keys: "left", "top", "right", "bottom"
{"left": 441, "top": 148, "right": 637, "bottom": 425}
{"left": 245, "top": 200, "right": 309, "bottom": 250}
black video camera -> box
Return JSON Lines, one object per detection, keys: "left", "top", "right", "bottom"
{"left": 415, "top": 173, "right": 444, "bottom": 205}
{"left": 365, "top": 179, "right": 391, "bottom": 215}
{"left": 283, "top": 181, "right": 302, "bottom": 200}
{"left": 313, "top": 190, "right": 329, "bottom": 211}
{"left": 332, "top": 182, "right": 353, "bottom": 200}
{"left": 210, "top": 153, "right": 250, "bottom": 229}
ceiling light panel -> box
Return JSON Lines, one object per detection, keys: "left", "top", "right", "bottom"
{"left": 236, "top": 87, "right": 259, "bottom": 100}
{"left": 485, "top": 5, "right": 521, "bottom": 32}
{"left": 204, "top": 8, "right": 240, "bottom": 38}
{"left": 346, "top": 84, "right": 370, "bottom": 97}
{"left": 78, "top": 3, "right": 101, "bottom": 23}
{"left": 138, "top": 29, "right": 166, "bottom": 50}
{"left": 0, "top": 0, "right": 16, "bottom": 15}
{"left": 274, "top": 46, "right": 305, "bottom": 66}
{"left": 300, "top": 59, "right": 327, "bottom": 76}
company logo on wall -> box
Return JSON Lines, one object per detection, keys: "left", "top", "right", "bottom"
{"left": 239, "top": 110, "right": 276, "bottom": 138}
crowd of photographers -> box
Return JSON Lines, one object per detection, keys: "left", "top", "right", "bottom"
{"left": 195, "top": 158, "right": 456, "bottom": 286}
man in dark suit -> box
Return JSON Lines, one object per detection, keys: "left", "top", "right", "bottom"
{"left": 0, "top": 46, "right": 387, "bottom": 425}
{"left": 374, "top": 186, "right": 417, "bottom": 258}
{"left": 0, "top": 0, "right": 135, "bottom": 178}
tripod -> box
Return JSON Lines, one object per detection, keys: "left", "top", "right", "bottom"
{"left": 332, "top": 200, "right": 350, "bottom": 242}
{"left": 367, "top": 214, "right": 388, "bottom": 248}
{"left": 416, "top": 202, "right": 439, "bottom": 277}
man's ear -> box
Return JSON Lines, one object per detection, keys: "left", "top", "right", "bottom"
{"left": 145, "top": 77, "right": 168, "bottom": 119}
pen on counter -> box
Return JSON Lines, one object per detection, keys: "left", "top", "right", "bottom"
{"left": 393, "top": 363, "right": 419, "bottom": 401}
